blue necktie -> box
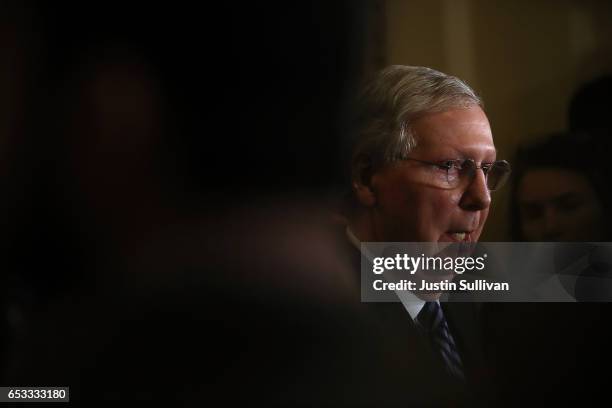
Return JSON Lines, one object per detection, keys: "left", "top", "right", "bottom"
{"left": 417, "top": 301, "right": 465, "bottom": 380}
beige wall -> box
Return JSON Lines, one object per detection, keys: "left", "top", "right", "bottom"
{"left": 383, "top": 0, "right": 612, "bottom": 240}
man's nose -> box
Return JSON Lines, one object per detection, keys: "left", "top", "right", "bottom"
{"left": 459, "top": 169, "right": 491, "bottom": 211}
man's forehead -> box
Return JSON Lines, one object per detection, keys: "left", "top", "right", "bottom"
{"left": 410, "top": 107, "right": 496, "bottom": 157}
{"left": 412, "top": 132, "right": 497, "bottom": 158}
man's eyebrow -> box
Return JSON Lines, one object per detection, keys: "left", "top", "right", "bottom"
{"left": 432, "top": 147, "right": 498, "bottom": 160}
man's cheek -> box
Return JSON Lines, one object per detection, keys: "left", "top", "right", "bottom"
{"left": 447, "top": 191, "right": 464, "bottom": 206}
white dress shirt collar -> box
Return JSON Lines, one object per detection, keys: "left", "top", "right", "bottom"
{"left": 345, "top": 226, "right": 433, "bottom": 321}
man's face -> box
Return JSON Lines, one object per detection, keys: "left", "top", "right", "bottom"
{"left": 517, "top": 168, "right": 604, "bottom": 241}
{"left": 367, "top": 106, "right": 496, "bottom": 243}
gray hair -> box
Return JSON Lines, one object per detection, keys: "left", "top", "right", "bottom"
{"left": 352, "top": 65, "right": 483, "bottom": 183}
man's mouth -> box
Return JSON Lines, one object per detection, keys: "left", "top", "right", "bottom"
{"left": 443, "top": 231, "right": 473, "bottom": 242}
{"left": 451, "top": 232, "right": 467, "bottom": 241}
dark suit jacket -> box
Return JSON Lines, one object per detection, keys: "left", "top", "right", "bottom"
{"left": 335, "top": 230, "right": 494, "bottom": 406}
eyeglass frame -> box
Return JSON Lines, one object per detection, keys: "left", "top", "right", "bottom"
{"left": 398, "top": 157, "right": 511, "bottom": 191}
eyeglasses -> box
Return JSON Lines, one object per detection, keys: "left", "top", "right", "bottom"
{"left": 400, "top": 157, "right": 511, "bottom": 191}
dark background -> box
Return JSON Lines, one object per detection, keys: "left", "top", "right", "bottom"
{"left": 1, "top": 1, "right": 612, "bottom": 406}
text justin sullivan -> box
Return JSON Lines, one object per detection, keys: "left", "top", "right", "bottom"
{"left": 373, "top": 279, "right": 509, "bottom": 291}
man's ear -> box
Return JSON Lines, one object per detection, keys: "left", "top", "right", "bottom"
{"left": 352, "top": 157, "right": 377, "bottom": 207}
{"left": 353, "top": 180, "right": 376, "bottom": 207}
{"left": 352, "top": 155, "right": 376, "bottom": 207}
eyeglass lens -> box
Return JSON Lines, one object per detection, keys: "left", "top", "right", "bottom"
{"left": 456, "top": 160, "right": 510, "bottom": 191}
